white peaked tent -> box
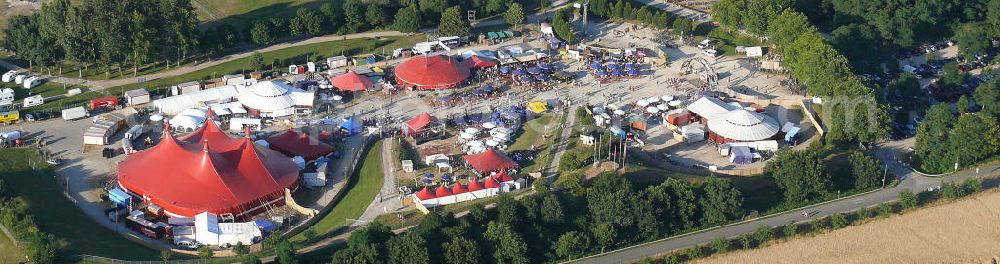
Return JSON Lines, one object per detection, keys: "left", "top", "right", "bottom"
{"left": 238, "top": 81, "right": 296, "bottom": 114}
{"left": 707, "top": 109, "right": 780, "bottom": 142}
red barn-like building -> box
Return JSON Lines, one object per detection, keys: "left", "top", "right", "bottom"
{"left": 117, "top": 119, "right": 300, "bottom": 221}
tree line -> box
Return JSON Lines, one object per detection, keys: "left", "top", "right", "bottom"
{"left": 329, "top": 172, "right": 744, "bottom": 263}
{"left": 2, "top": 0, "right": 199, "bottom": 77}
{"left": 915, "top": 81, "right": 1000, "bottom": 173}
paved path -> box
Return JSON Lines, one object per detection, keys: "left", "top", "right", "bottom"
{"left": 570, "top": 138, "right": 1000, "bottom": 264}
{"left": 353, "top": 138, "right": 403, "bottom": 226}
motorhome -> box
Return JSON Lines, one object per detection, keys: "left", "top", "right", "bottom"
{"left": 0, "top": 89, "right": 13, "bottom": 106}
{"left": 1, "top": 71, "right": 17, "bottom": 82}
{"left": 23, "top": 76, "right": 42, "bottom": 89}
{"left": 22, "top": 95, "right": 43, "bottom": 108}
{"left": 14, "top": 74, "right": 29, "bottom": 85}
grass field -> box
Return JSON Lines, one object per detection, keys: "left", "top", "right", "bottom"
{"left": 0, "top": 148, "right": 159, "bottom": 260}
{"left": 0, "top": 231, "right": 25, "bottom": 262}
{"left": 291, "top": 140, "right": 384, "bottom": 243}
{"left": 695, "top": 188, "right": 1000, "bottom": 264}
{"left": 509, "top": 114, "right": 554, "bottom": 151}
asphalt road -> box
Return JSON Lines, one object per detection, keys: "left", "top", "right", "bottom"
{"left": 570, "top": 139, "right": 999, "bottom": 264}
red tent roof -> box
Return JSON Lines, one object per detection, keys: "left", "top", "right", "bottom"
{"left": 405, "top": 113, "right": 437, "bottom": 134}
{"left": 394, "top": 55, "right": 470, "bottom": 90}
{"left": 493, "top": 170, "right": 513, "bottom": 183}
{"left": 435, "top": 186, "right": 454, "bottom": 197}
{"left": 463, "top": 148, "right": 519, "bottom": 174}
{"left": 463, "top": 55, "right": 497, "bottom": 69}
{"left": 467, "top": 180, "right": 485, "bottom": 191}
{"left": 117, "top": 122, "right": 299, "bottom": 219}
{"left": 414, "top": 187, "right": 436, "bottom": 200}
{"left": 330, "top": 71, "right": 373, "bottom": 91}
{"left": 265, "top": 129, "right": 335, "bottom": 160}
{"left": 451, "top": 184, "right": 469, "bottom": 195}
{"left": 484, "top": 177, "right": 502, "bottom": 188}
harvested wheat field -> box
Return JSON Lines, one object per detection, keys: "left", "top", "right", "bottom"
{"left": 695, "top": 189, "right": 1000, "bottom": 264}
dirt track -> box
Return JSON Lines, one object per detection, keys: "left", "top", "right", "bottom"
{"left": 695, "top": 189, "right": 1000, "bottom": 264}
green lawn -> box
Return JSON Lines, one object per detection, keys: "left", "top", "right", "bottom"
{"left": 508, "top": 114, "right": 554, "bottom": 151}
{"left": 291, "top": 140, "right": 385, "bottom": 243}
{"left": 0, "top": 148, "right": 160, "bottom": 260}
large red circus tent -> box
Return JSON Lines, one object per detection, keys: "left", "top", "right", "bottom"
{"left": 394, "top": 55, "right": 470, "bottom": 90}
{"left": 265, "top": 129, "right": 335, "bottom": 161}
{"left": 403, "top": 113, "right": 437, "bottom": 135}
{"left": 117, "top": 115, "right": 300, "bottom": 220}
{"left": 330, "top": 70, "right": 373, "bottom": 92}
{"left": 463, "top": 148, "right": 519, "bottom": 174}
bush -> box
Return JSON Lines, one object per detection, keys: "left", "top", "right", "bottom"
{"left": 782, "top": 223, "right": 797, "bottom": 237}
{"left": 940, "top": 182, "right": 964, "bottom": 199}
{"left": 898, "top": 189, "right": 918, "bottom": 209}
{"left": 709, "top": 237, "right": 729, "bottom": 254}
{"left": 830, "top": 213, "right": 849, "bottom": 229}
{"left": 855, "top": 208, "right": 872, "bottom": 221}
{"left": 685, "top": 246, "right": 702, "bottom": 259}
{"left": 877, "top": 203, "right": 894, "bottom": 217}
{"left": 662, "top": 254, "right": 680, "bottom": 264}
{"left": 752, "top": 226, "right": 773, "bottom": 245}
{"left": 809, "top": 218, "right": 827, "bottom": 232}
{"left": 963, "top": 178, "right": 983, "bottom": 193}
{"left": 739, "top": 234, "right": 753, "bottom": 249}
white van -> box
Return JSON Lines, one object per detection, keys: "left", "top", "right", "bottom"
{"left": 23, "top": 76, "right": 42, "bottom": 89}
{"left": 14, "top": 74, "right": 29, "bottom": 85}
{"left": 1, "top": 71, "right": 16, "bottom": 83}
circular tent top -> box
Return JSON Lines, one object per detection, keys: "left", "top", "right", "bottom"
{"left": 238, "top": 80, "right": 296, "bottom": 112}
{"left": 707, "top": 109, "right": 780, "bottom": 142}
{"left": 394, "top": 55, "right": 471, "bottom": 90}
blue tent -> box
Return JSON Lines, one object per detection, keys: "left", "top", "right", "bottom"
{"left": 512, "top": 68, "right": 528, "bottom": 75}
{"left": 535, "top": 75, "right": 550, "bottom": 82}
{"left": 527, "top": 67, "right": 541, "bottom": 75}
{"left": 612, "top": 69, "right": 625, "bottom": 76}
{"left": 590, "top": 63, "right": 603, "bottom": 70}
{"left": 254, "top": 218, "right": 279, "bottom": 233}
{"left": 606, "top": 63, "right": 620, "bottom": 69}
{"left": 730, "top": 146, "right": 753, "bottom": 164}
{"left": 366, "top": 56, "right": 377, "bottom": 64}
{"left": 624, "top": 63, "right": 636, "bottom": 69}
{"left": 538, "top": 62, "right": 554, "bottom": 70}
{"left": 108, "top": 188, "right": 131, "bottom": 206}
{"left": 594, "top": 69, "right": 608, "bottom": 77}
{"left": 340, "top": 117, "right": 364, "bottom": 135}
{"left": 500, "top": 66, "right": 510, "bottom": 74}
{"left": 627, "top": 69, "right": 640, "bottom": 75}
